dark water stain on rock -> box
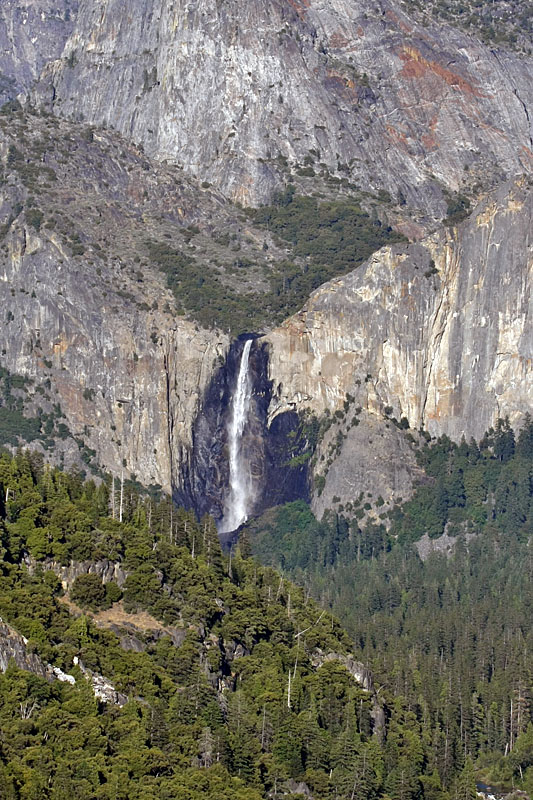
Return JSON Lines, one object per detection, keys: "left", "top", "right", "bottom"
{"left": 176, "top": 338, "right": 311, "bottom": 532}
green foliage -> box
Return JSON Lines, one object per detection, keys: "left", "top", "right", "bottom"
{"left": 145, "top": 239, "right": 262, "bottom": 334}
{"left": 250, "top": 190, "right": 402, "bottom": 273}
{"left": 71, "top": 573, "right": 107, "bottom": 610}
{"left": 2, "top": 414, "right": 531, "bottom": 797}
{"left": 147, "top": 191, "right": 404, "bottom": 334}
{"left": 0, "top": 367, "right": 72, "bottom": 450}
{"left": 245, "top": 415, "right": 533, "bottom": 795}
{"left": 402, "top": 0, "right": 531, "bottom": 52}
{"left": 443, "top": 191, "right": 471, "bottom": 226}
{"left": 25, "top": 206, "right": 44, "bottom": 232}
{"left": 0, "top": 451, "right": 409, "bottom": 800}
{"left": 394, "top": 416, "right": 532, "bottom": 544}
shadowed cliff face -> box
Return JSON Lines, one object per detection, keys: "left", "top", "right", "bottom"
{"left": 8, "top": 0, "right": 529, "bottom": 216}
{"left": 177, "top": 339, "right": 310, "bottom": 526}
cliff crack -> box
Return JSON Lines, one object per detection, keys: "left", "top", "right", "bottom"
{"left": 421, "top": 285, "right": 449, "bottom": 425}
{"left": 513, "top": 88, "right": 533, "bottom": 149}
{"left": 491, "top": 50, "right": 533, "bottom": 149}
{"left": 163, "top": 351, "right": 174, "bottom": 487}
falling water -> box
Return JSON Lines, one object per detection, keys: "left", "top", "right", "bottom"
{"left": 219, "top": 339, "right": 254, "bottom": 532}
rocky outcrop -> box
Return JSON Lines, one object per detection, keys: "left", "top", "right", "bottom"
{"left": 264, "top": 178, "right": 532, "bottom": 442}
{"left": 0, "top": 0, "right": 75, "bottom": 105}
{"left": 311, "top": 650, "right": 374, "bottom": 692}
{"left": 0, "top": 618, "right": 50, "bottom": 677}
{"left": 25, "top": 556, "right": 128, "bottom": 591}
{"left": 0, "top": 617, "right": 126, "bottom": 705}
{"left": 311, "top": 649, "right": 386, "bottom": 737}
{"left": 1, "top": 224, "right": 224, "bottom": 490}
{"left": 415, "top": 530, "right": 478, "bottom": 561}
{"left": 21, "top": 0, "right": 532, "bottom": 218}
{"left": 73, "top": 656, "right": 128, "bottom": 706}
{"left": 263, "top": 178, "right": 532, "bottom": 514}
{"left": 311, "top": 410, "right": 425, "bottom": 522}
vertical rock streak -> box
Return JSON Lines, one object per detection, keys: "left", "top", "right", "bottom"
{"left": 219, "top": 339, "right": 253, "bottom": 532}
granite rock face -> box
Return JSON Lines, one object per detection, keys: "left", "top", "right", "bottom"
{"left": 310, "top": 410, "right": 426, "bottom": 523}
{"left": 0, "top": 0, "right": 76, "bottom": 105}
{"left": 264, "top": 178, "right": 532, "bottom": 441}
{"left": 0, "top": 107, "right": 530, "bottom": 513}
{"left": 25, "top": 556, "right": 128, "bottom": 591}
{"left": 0, "top": 112, "right": 230, "bottom": 492}
{"left": 4, "top": 0, "right": 528, "bottom": 216}
{"left": 0, "top": 618, "right": 49, "bottom": 677}
{"left": 264, "top": 178, "right": 532, "bottom": 513}
{"left": 0, "top": 217, "right": 225, "bottom": 491}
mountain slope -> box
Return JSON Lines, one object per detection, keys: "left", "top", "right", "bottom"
{"left": 244, "top": 418, "right": 533, "bottom": 795}
{"left": 0, "top": 450, "right": 433, "bottom": 800}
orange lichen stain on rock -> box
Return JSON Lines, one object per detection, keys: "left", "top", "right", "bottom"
{"left": 287, "top": 0, "right": 311, "bottom": 18}
{"left": 386, "top": 124, "right": 409, "bottom": 149}
{"left": 421, "top": 131, "right": 438, "bottom": 149}
{"left": 325, "top": 72, "right": 360, "bottom": 102}
{"left": 399, "top": 46, "right": 485, "bottom": 97}
{"left": 420, "top": 112, "right": 439, "bottom": 150}
{"left": 329, "top": 31, "right": 351, "bottom": 49}
{"left": 519, "top": 145, "right": 533, "bottom": 167}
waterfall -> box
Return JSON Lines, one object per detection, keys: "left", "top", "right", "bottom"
{"left": 219, "top": 339, "right": 254, "bottom": 532}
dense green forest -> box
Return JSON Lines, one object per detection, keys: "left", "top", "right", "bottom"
{"left": 0, "top": 448, "right": 476, "bottom": 800}
{"left": 246, "top": 416, "right": 533, "bottom": 796}
{"left": 1, "top": 415, "right": 532, "bottom": 799}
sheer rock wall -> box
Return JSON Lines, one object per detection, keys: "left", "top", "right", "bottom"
{"left": 264, "top": 179, "right": 532, "bottom": 514}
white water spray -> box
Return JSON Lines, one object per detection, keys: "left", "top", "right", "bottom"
{"left": 219, "top": 339, "right": 254, "bottom": 532}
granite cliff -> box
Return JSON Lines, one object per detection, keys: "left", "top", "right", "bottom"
{"left": 264, "top": 177, "right": 532, "bottom": 516}
{"left": 0, "top": 1, "right": 531, "bottom": 522}
{"left": 0, "top": 110, "right": 230, "bottom": 491}
{"left": 0, "top": 0, "right": 530, "bottom": 219}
